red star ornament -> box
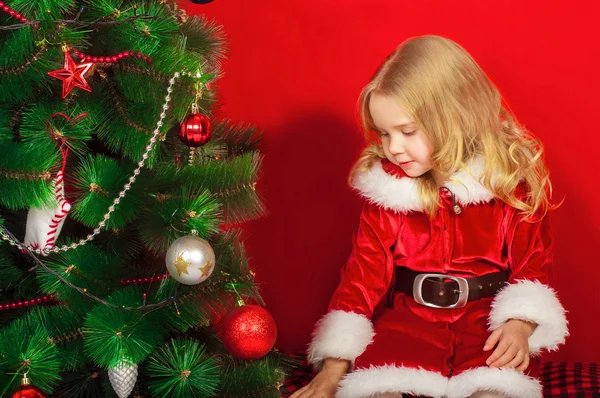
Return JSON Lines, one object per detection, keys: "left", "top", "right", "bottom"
{"left": 48, "top": 52, "right": 93, "bottom": 98}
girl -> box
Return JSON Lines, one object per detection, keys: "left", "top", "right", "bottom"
{"left": 290, "top": 35, "right": 568, "bottom": 398}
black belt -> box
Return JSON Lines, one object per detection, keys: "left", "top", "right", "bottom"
{"left": 392, "top": 267, "right": 509, "bottom": 308}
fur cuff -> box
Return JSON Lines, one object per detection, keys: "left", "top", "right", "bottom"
{"left": 336, "top": 366, "right": 448, "bottom": 398}
{"left": 447, "top": 367, "right": 542, "bottom": 398}
{"left": 307, "top": 310, "right": 374, "bottom": 369}
{"left": 489, "top": 280, "right": 568, "bottom": 354}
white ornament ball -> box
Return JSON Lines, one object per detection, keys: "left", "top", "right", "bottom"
{"left": 108, "top": 361, "right": 138, "bottom": 398}
{"left": 165, "top": 235, "right": 216, "bottom": 285}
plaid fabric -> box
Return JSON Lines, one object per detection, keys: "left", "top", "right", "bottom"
{"left": 281, "top": 362, "right": 318, "bottom": 397}
{"left": 281, "top": 356, "right": 600, "bottom": 397}
{"left": 541, "top": 362, "right": 600, "bottom": 397}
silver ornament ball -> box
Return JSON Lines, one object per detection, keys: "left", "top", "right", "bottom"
{"left": 165, "top": 235, "right": 216, "bottom": 285}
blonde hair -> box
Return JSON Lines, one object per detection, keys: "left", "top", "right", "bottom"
{"left": 350, "top": 35, "right": 557, "bottom": 219}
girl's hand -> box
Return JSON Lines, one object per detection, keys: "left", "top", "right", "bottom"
{"left": 483, "top": 319, "right": 537, "bottom": 371}
{"left": 289, "top": 358, "right": 350, "bottom": 398}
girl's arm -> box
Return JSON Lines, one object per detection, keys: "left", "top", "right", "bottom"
{"left": 307, "top": 201, "right": 401, "bottom": 369}
{"left": 489, "top": 207, "right": 568, "bottom": 354}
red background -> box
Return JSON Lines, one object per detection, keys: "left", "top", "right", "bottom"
{"left": 181, "top": 0, "right": 600, "bottom": 362}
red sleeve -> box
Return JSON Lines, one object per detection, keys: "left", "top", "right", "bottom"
{"left": 506, "top": 208, "right": 554, "bottom": 284}
{"left": 490, "top": 206, "right": 568, "bottom": 354}
{"left": 307, "top": 201, "right": 401, "bottom": 368}
{"left": 328, "top": 201, "right": 402, "bottom": 317}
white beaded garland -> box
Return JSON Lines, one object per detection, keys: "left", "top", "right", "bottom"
{"left": 0, "top": 71, "right": 188, "bottom": 254}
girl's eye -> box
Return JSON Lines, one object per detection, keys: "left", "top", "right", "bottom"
{"left": 379, "top": 131, "right": 389, "bottom": 137}
{"left": 403, "top": 130, "right": 416, "bottom": 136}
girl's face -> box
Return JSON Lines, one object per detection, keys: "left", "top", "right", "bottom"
{"left": 369, "top": 93, "right": 434, "bottom": 178}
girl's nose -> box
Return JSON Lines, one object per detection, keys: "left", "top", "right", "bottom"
{"left": 388, "top": 136, "right": 405, "bottom": 155}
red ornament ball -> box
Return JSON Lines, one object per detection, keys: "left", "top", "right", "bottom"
{"left": 11, "top": 385, "right": 45, "bottom": 398}
{"left": 221, "top": 304, "right": 277, "bottom": 360}
{"left": 179, "top": 112, "right": 212, "bottom": 147}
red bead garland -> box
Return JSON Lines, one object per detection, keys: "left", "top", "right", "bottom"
{"left": 0, "top": 294, "right": 56, "bottom": 311}
{"left": 120, "top": 274, "right": 169, "bottom": 285}
{"left": 72, "top": 49, "right": 152, "bottom": 64}
{"left": 0, "top": 1, "right": 27, "bottom": 23}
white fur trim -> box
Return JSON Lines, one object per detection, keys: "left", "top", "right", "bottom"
{"left": 352, "top": 161, "right": 424, "bottom": 212}
{"left": 489, "top": 280, "right": 568, "bottom": 354}
{"left": 352, "top": 156, "right": 495, "bottom": 213}
{"left": 336, "top": 365, "right": 448, "bottom": 398}
{"left": 307, "top": 310, "right": 374, "bottom": 369}
{"left": 446, "top": 367, "right": 542, "bottom": 398}
{"left": 444, "top": 156, "right": 496, "bottom": 206}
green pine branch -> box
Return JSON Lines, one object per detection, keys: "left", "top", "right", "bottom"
{"left": 71, "top": 155, "right": 145, "bottom": 229}
{"left": 155, "top": 151, "right": 267, "bottom": 225}
{"left": 213, "top": 120, "right": 264, "bottom": 156}
{"left": 147, "top": 337, "right": 220, "bottom": 398}
{"left": 0, "top": 319, "right": 61, "bottom": 395}
{"left": 218, "top": 356, "right": 287, "bottom": 397}
{"left": 138, "top": 186, "right": 221, "bottom": 256}
{"left": 82, "top": 286, "right": 168, "bottom": 368}
{"left": 0, "top": 247, "right": 24, "bottom": 289}
{"left": 19, "top": 102, "right": 95, "bottom": 159}
{"left": 179, "top": 15, "right": 227, "bottom": 69}
{"left": 7, "top": 0, "right": 75, "bottom": 21}
{"left": 50, "top": 365, "right": 106, "bottom": 398}
{"left": 37, "top": 242, "right": 123, "bottom": 308}
{"left": 0, "top": 141, "right": 59, "bottom": 210}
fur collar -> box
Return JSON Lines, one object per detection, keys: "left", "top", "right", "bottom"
{"left": 352, "top": 157, "right": 495, "bottom": 213}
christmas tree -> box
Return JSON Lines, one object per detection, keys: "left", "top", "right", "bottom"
{"left": 0, "top": 1, "right": 290, "bottom": 397}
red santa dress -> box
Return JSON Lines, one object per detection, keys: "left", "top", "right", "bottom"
{"left": 307, "top": 157, "right": 568, "bottom": 398}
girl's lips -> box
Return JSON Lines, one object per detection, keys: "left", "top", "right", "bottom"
{"left": 399, "top": 161, "right": 414, "bottom": 166}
